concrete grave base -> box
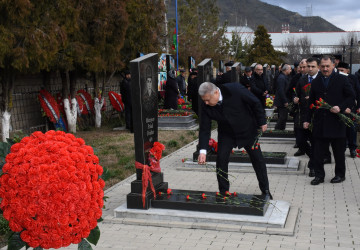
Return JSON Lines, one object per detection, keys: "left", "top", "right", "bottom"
{"left": 112, "top": 200, "right": 298, "bottom": 235}
{"left": 181, "top": 156, "right": 305, "bottom": 174}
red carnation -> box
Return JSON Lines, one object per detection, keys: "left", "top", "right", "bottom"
{"left": 167, "top": 189, "right": 172, "bottom": 195}
{"left": 0, "top": 131, "right": 104, "bottom": 249}
{"left": 186, "top": 195, "right": 191, "bottom": 200}
{"left": 225, "top": 191, "right": 231, "bottom": 196}
{"left": 201, "top": 193, "right": 207, "bottom": 199}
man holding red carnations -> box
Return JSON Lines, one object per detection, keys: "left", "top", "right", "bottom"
{"left": 303, "top": 55, "right": 355, "bottom": 185}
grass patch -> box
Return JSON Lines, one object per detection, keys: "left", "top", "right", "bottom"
{"left": 76, "top": 127, "right": 198, "bottom": 190}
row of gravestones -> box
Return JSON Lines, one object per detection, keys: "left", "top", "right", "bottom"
{"left": 125, "top": 53, "right": 293, "bottom": 215}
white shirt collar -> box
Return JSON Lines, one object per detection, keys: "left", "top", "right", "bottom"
{"left": 218, "top": 88, "right": 223, "bottom": 102}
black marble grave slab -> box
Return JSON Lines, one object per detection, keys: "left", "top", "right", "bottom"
{"left": 262, "top": 130, "right": 295, "bottom": 138}
{"left": 152, "top": 189, "right": 270, "bottom": 216}
{"left": 127, "top": 182, "right": 168, "bottom": 209}
{"left": 192, "top": 151, "right": 287, "bottom": 164}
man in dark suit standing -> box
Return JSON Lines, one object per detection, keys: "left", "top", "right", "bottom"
{"left": 250, "top": 64, "right": 269, "bottom": 109}
{"left": 240, "top": 66, "right": 253, "bottom": 90}
{"left": 274, "top": 64, "right": 292, "bottom": 130}
{"left": 304, "top": 55, "right": 355, "bottom": 185}
{"left": 337, "top": 62, "right": 360, "bottom": 158}
{"left": 215, "top": 61, "right": 233, "bottom": 86}
{"left": 120, "top": 70, "right": 133, "bottom": 132}
{"left": 197, "top": 82, "right": 272, "bottom": 198}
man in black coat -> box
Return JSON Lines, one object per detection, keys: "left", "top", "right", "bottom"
{"left": 120, "top": 70, "right": 133, "bottom": 132}
{"left": 197, "top": 82, "right": 272, "bottom": 198}
{"left": 215, "top": 61, "right": 233, "bottom": 86}
{"left": 240, "top": 66, "right": 253, "bottom": 90}
{"left": 250, "top": 64, "right": 269, "bottom": 108}
{"left": 337, "top": 62, "right": 360, "bottom": 158}
{"left": 187, "top": 70, "right": 199, "bottom": 115}
{"left": 176, "top": 69, "right": 186, "bottom": 96}
{"left": 274, "top": 64, "right": 292, "bottom": 130}
{"left": 164, "top": 70, "right": 179, "bottom": 110}
{"left": 304, "top": 55, "right": 355, "bottom": 185}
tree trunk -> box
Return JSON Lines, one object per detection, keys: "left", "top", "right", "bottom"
{"left": 1, "top": 110, "right": 11, "bottom": 142}
{"left": 0, "top": 67, "right": 14, "bottom": 142}
{"left": 94, "top": 97, "right": 104, "bottom": 128}
{"left": 63, "top": 98, "right": 77, "bottom": 133}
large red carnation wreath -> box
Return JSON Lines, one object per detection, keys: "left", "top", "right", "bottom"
{"left": 77, "top": 90, "right": 94, "bottom": 115}
{"left": 0, "top": 130, "right": 104, "bottom": 249}
{"left": 108, "top": 91, "right": 124, "bottom": 112}
{"left": 38, "top": 89, "right": 60, "bottom": 123}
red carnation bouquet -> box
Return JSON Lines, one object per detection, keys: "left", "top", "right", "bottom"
{"left": 303, "top": 83, "right": 311, "bottom": 96}
{"left": 208, "top": 138, "right": 218, "bottom": 153}
{"left": 177, "top": 98, "right": 185, "bottom": 105}
{"left": 0, "top": 130, "right": 104, "bottom": 249}
{"left": 310, "top": 98, "right": 353, "bottom": 127}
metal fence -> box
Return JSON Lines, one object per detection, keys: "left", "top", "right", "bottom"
{"left": 1, "top": 78, "right": 121, "bottom": 136}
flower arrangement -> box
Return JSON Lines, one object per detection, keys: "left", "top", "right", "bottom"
{"left": 303, "top": 83, "right": 311, "bottom": 96}
{"left": 77, "top": 89, "right": 94, "bottom": 115}
{"left": 208, "top": 138, "right": 218, "bottom": 153}
{"left": 265, "top": 95, "right": 274, "bottom": 108}
{"left": 108, "top": 91, "right": 125, "bottom": 112}
{"left": 38, "top": 89, "right": 61, "bottom": 123}
{"left": 0, "top": 130, "right": 104, "bottom": 249}
{"left": 158, "top": 109, "right": 191, "bottom": 117}
{"left": 177, "top": 98, "right": 185, "bottom": 105}
{"left": 311, "top": 98, "right": 353, "bottom": 127}
{"left": 135, "top": 142, "right": 165, "bottom": 207}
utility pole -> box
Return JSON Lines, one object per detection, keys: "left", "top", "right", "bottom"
{"left": 350, "top": 38, "right": 354, "bottom": 74}
{"left": 164, "top": 0, "right": 169, "bottom": 54}
{"left": 175, "top": 0, "right": 179, "bottom": 70}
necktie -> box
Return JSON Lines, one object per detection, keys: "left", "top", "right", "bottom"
{"left": 309, "top": 76, "right": 313, "bottom": 83}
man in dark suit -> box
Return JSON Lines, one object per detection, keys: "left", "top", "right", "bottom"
{"left": 197, "top": 82, "right": 272, "bottom": 198}
{"left": 120, "top": 70, "right": 133, "bottom": 132}
{"left": 240, "top": 66, "right": 253, "bottom": 90}
{"left": 164, "top": 70, "right": 179, "bottom": 110}
{"left": 215, "top": 61, "right": 233, "bottom": 86}
{"left": 250, "top": 64, "right": 269, "bottom": 108}
{"left": 274, "top": 64, "right": 292, "bottom": 130}
{"left": 337, "top": 62, "right": 360, "bottom": 158}
{"left": 304, "top": 55, "right": 355, "bottom": 185}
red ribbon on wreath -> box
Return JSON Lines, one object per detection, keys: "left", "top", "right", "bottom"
{"left": 135, "top": 142, "right": 165, "bottom": 207}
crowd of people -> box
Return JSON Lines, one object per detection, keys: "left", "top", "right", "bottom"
{"left": 120, "top": 55, "right": 360, "bottom": 196}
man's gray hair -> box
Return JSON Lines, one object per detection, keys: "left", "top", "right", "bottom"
{"left": 281, "top": 64, "right": 291, "bottom": 71}
{"left": 198, "top": 82, "right": 217, "bottom": 96}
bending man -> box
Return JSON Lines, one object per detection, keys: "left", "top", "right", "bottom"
{"left": 197, "top": 82, "right": 272, "bottom": 199}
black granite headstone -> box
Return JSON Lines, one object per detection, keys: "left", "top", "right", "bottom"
{"left": 127, "top": 53, "right": 168, "bottom": 209}
{"left": 197, "top": 58, "right": 213, "bottom": 121}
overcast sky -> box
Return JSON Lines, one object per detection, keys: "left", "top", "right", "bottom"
{"left": 260, "top": 0, "right": 360, "bottom": 31}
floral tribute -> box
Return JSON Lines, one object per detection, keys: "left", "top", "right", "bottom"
{"left": 208, "top": 138, "right": 218, "bottom": 153}
{"left": 177, "top": 98, "right": 185, "bottom": 105}
{"left": 77, "top": 89, "right": 94, "bottom": 115}
{"left": 158, "top": 109, "right": 191, "bottom": 117}
{"left": 310, "top": 98, "right": 353, "bottom": 127}
{"left": 135, "top": 142, "right": 165, "bottom": 207}
{"left": 265, "top": 95, "right": 274, "bottom": 108}
{"left": 38, "top": 89, "right": 61, "bottom": 123}
{"left": 0, "top": 130, "right": 104, "bottom": 249}
{"left": 108, "top": 91, "right": 124, "bottom": 112}
{"left": 303, "top": 83, "right": 311, "bottom": 96}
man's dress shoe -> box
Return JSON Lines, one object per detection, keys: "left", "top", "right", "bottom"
{"left": 330, "top": 176, "right": 345, "bottom": 183}
{"left": 294, "top": 149, "right": 305, "bottom": 156}
{"left": 311, "top": 177, "right": 324, "bottom": 185}
{"left": 261, "top": 190, "right": 273, "bottom": 200}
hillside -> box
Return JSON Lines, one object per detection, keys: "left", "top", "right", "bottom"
{"left": 167, "top": 0, "right": 343, "bottom": 32}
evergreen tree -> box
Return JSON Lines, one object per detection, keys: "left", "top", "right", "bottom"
{"left": 170, "top": 0, "right": 229, "bottom": 67}
{"left": 246, "top": 25, "right": 286, "bottom": 66}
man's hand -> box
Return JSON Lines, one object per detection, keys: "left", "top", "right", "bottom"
{"left": 262, "top": 90, "right": 268, "bottom": 96}
{"left": 303, "top": 122, "right": 309, "bottom": 129}
{"left": 345, "top": 108, "right": 351, "bottom": 114}
{"left": 198, "top": 153, "right": 206, "bottom": 165}
{"left": 330, "top": 105, "right": 340, "bottom": 113}
{"left": 293, "top": 97, "right": 299, "bottom": 104}
{"left": 261, "top": 124, "right": 268, "bottom": 132}
{"left": 305, "top": 96, "right": 309, "bottom": 100}
{"left": 284, "top": 103, "right": 289, "bottom": 107}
